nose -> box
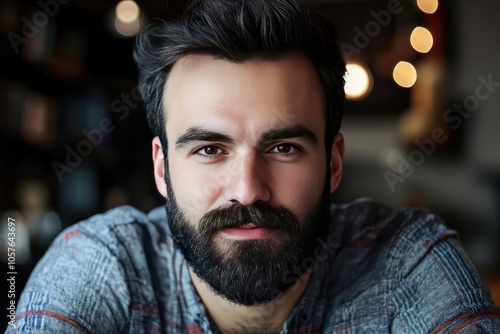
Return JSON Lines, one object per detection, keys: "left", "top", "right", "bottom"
{"left": 224, "top": 150, "right": 271, "bottom": 206}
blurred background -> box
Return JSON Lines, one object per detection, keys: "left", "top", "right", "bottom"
{"left": 1, "top": 0, "right": 499, "bottom": 329}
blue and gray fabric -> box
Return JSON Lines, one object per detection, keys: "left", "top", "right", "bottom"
{"left": 7, "top": 199, "right": 500, "bottom": 333}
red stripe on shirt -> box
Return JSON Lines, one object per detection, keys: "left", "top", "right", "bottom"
{"left": 165, "top": 322, "right": 204, "bottom": 333}
{"left": 185, "top": 324, "right": 204, "bottom": 333}
{"left": 131, "top": 304, "right": 160, "bottom": 314}
{"left": 430, "top": 308, "right": 500, "bottom": 334}
{"left": 16, "top": 310, "right": 91, "bottom": 333}
{"left": 63, "top": 230, "right": 83, "bottom": 241}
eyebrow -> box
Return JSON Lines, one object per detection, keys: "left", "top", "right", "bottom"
{"left": 260, "top": 125, "right": 318, "bottom": 145}
{"left": 175, "top": 125, "right": 318, "bottom": 149}
{"left": 175, "top": 127, "right": 234, "bottom": 149}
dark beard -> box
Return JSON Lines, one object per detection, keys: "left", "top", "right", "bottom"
{"left": 164, "top": 170, "right": 330, "bottom": 306}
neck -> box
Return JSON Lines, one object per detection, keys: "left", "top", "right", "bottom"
{"left": 189, "top": 268, "right": 312, "bottom": 334}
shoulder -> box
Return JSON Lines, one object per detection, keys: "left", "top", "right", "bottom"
{"left": 327, "top": 198, "right": 500, "bottom": 332}
{"left": 53, "top": 205, "right": 176, "bottom": 263}
{"left": 331, "top": 198, "right": 451, "bottom": 249}
{"left": 8, "top": 205, "right": 173, "bottom": 334}
{"left": 331, "top": 197, "right": 444, "bottom": 234}
{"left": 61, "top": 205, "right": 164, "bottom": 244}
{"left": 328, "top": 198, "right": 452, "bottom": 290}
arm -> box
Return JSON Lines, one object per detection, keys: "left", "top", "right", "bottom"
{"left": 6, "top": 227, "right": 130, "bottom": 333}
{"left": 391, "top": 234, "right": 500, "bottom": 333}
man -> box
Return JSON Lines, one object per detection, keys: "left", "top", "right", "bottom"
{"left": 8, "top": 0, "right": 500, "bottom": 333}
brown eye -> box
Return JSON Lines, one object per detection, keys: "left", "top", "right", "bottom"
{"left": 195, "top": 146, "right": 227, "bottom": 158}
{"left": 277, "top": 144, "right": 292, "bottom": 153}
{"left": 202, "top": 146, "right": 220, "bottom": 155}
{"left": 270, "top": 144, "right": 299, "bottom": 155}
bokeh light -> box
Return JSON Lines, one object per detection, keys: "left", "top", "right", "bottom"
{"left": 345, "top": 63, "right": 373, "bottom": 101}
{"left": 410, "top": 26, "right": 434, "bottom": 53}
{"left": 115, "top": 0, "right": 139, "bottom": 24}
{"left": 393, "top": 61, "right": 417, "bottom": 88}
{"left": 114, "top": 0, "right": 141, "bottom": 37}
{"left": 416, "top": 0, "right": 439, "bottom": 14}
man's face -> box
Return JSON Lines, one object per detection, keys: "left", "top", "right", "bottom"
{"left": 153, "top": 53, "right": 344, "bottom": 305}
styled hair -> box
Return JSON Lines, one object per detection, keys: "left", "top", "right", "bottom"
{"left": 133, "top": 0, "right": 346, "bottom": 150}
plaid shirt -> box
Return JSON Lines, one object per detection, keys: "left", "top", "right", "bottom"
{"left": 7, "top": 199, "right": 500, "bottom": 333}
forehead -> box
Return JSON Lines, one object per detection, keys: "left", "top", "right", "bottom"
{"left": 163, "top": 53, "right": 325, "bottom": 141}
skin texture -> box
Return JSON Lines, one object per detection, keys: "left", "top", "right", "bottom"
{"left": 152, "top": 52, "right": 344, "bottom": 333}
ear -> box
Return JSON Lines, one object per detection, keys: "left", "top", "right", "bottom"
{"left": 152, "top": 136, "right": 167, "bottom": 197}
{"left": 329, "top": 133, "right": 345, "bottom": 193}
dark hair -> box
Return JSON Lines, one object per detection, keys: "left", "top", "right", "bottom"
{"left": 133, "top": 0, "right": 346, "bottom": 150}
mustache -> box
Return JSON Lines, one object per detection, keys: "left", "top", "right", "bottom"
{"left": 198, "top": 202, "right": 300, "bottom": 237}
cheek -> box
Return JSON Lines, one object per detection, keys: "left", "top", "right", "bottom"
{"left": 168, "top": 158, "right": 223, "bottom": 221}
{"left": 270, "top": 160, "right": 326, "bottom": 217}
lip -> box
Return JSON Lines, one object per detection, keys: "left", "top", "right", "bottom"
{"left": 220, "top": 223, "right": 275, "bottom": 240}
